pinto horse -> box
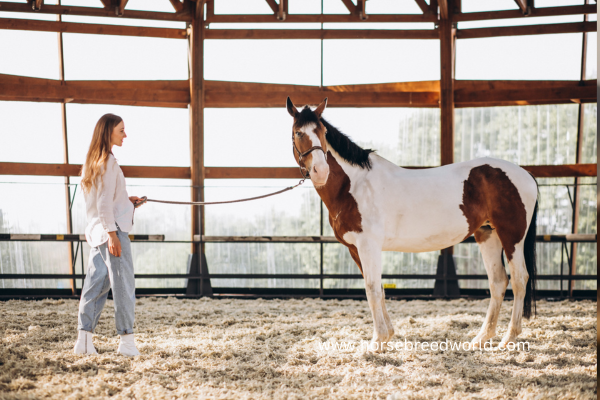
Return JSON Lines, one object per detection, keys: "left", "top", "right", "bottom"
{"left": 287, "top": 97, "right": 538, "bottom": 352}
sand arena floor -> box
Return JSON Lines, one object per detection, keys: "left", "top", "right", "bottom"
{"left": 0, "top": 297, "right": 596, "bottom": 400}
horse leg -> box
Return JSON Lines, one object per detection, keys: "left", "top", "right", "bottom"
{"left": 471, "top": 228, "right": 508, "bottom": 348}
{"left": 355, "top": 240, "right": 390, "bottom": 352}
{"left": 349, "top": 245, "right": 394, "bottom": 344}
{"left": 499, "top": 244, "right": 528, "bottom": 348}
{"left": 379, "top": 287, "right": 395, "bottom": 341}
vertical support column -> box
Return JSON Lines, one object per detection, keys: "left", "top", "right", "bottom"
{"left": 435, "top": 0, "right": 459, "bottom": 297}
{"left": 569, "top": 8, "right": 589, "bottom": 297}
{"left": 187, "top": 0, "right": 212, "bottom": 296}
{"left": 57, "top": 2, "right": 76, "bottom": 296}
{"left": 439, "top": 8, "right": 455, "bottom": 166}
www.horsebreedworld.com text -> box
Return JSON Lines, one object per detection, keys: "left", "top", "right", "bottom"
{"left": 317, "top": 339, "right": 530, "bottom": 352}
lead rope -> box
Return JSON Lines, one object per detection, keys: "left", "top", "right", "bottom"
{"left": 136, "top": 178, "right": 306, "bottom": 207}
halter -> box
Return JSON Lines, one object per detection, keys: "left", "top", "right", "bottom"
{"left": 292, "top": 137, "right": 326, "bottom": 180}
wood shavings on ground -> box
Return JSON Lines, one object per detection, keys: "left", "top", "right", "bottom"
{"left": 0, "top": 297, "right": 596, "bottom": 399}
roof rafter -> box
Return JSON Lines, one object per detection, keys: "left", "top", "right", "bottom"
{"left": 414, "top": 0, "right": 429, "bottom": 14}
{"left": 117, "top": 0, "right": 128, "bottom": 16}
{"left": 168, "top": 0, "right": 184, "bottom": 12}
{"left": 455, "top": 4, "right": 595, "bottom": 21}
{"left": 340, "top": 0, "right": 357, "bottom": 15}
{"left": 27, "top": 0, "right": 43, "bottom": 10}
{"left": 514, "top": 0, "right": 530, "bottom": 15}
{"left": 439, "top": 0, "right": 449, "bottom": 20}
{"left": 357, "top": 0, "right": 367, "bottom": 20}
{"left": 0, "top": 17, "right": 187, "bottom": 38}
{"left": 265, "top": 0, "right": 278, "bottom": 14}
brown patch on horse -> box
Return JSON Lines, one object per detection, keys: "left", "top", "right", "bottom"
{"left": 460, "top": 164, "right": 527, "bottom": 261}
{"left": 317, "top": 155, "right": 364, "bottom": 276}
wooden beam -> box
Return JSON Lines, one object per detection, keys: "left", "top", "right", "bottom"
{"left": 206, "top": 0, "right": 214, "bottom": 19}
{"left": 99, "top": 0, "right": 111, "bottom": 8}
{"left": 1, "top": 1, "right": 591, "bottom": 23}
{"left": 0, "top": 17, "right": 187, "bottom": 38}
{"left": 0, "top": 1, "right": 192, "bottom": 21}
{"left": 358, "top": 0, "right": 367, "bottom": 20}
{"left": 188, "top": 0, "right": 205, "bottom": 292}
{"left": 455, "top": 85, "right": 597, "bottom": 106}
{"left": 168, "top": 0, "right": 184, "bottom": 13}
{"left": 457, "top": 21, "right": 596, "bottom": 39}
{"left": 205, "top": 167, "right": 301, "bottom": 179}
{"left": 204, "top": 91, "right": 439, "bottom": 108}
{"left": 340, "top": 0, "right": 357, "bottom": 15}
{"left": 278, "top": 0, "right": 286, "bottom": 21}
{"left": 0, "top": 77, "right": 190, "bottom": 107}
{"left": 31, "top": 0, "right": 43, "bottom": 10}
{"left": 205, "top": 29, "right": 438, "bottom": 40}
{"left": 514, "top": 0, "right": 528, "bottom": 15}
{"left": 414, "top": 0, "right": 429, "bottom": 14}
{"left": 1, "top": 75, "right": 595, "bottom": 108}
{"left": 439, "top": 0, "right": 449, "bottom": 20}
{"left": 215, "top": 165, "right": 597, "bottom": 179}
{"left": 454, "top": 79, "right": 597, "bottom": 92}
{"left": 265, "top": 0, "right": 278, "bottom": 14}
{"left": 454, "top": 4, "right": 596, "bottom": 22}
{"left": 521, "top": 164, "right": 597, "bottom": 178}
{"left": 0, "top": 163, "right": 190, "bottom": 179}
{"left": 205, "top": 13, "right": 437, "bottom": 23}
{"left": 117, "top": 0, "right": 128, "bottom": 15}
{"left": 439, "top": 6, "right": 456, "bottom": 165}
{"left": 1, "top": 163, "right": 595, "bottom": 179}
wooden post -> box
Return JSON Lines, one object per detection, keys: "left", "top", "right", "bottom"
{"left": 187, "top": 0, "right": 212, "bottom": 296}
{"left": 57, "top": 2, "right": 76, "bottom": 296}
{"left": 569, "top": 4, "right": 589, "bottom": 297}
{"left": 436, "top": 1, "right": 459, "bottom": 291}
{"left": 439, "top": 5, "right": 456, "bottom": 166}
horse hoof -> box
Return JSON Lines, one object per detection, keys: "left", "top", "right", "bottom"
{"left": 368, "top": 341, "right": 387, "bottom": 353}
{"left": 498, "top": 339, "right": 516, "bottom": 350}
{"left": 470, "top": 335, "right": 494, "bottom": 350}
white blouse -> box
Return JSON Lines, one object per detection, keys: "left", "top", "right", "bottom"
{"left": 83, "top": 154, "right": 135, "bottom": 248}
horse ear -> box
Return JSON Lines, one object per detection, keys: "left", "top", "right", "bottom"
{"left": 314, "top": 97, "right": 327, "bottom": 118}
{"left": 286, "top": 97, "right": 299, "bottom": 118}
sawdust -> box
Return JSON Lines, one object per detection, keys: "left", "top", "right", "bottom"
{"left": 0, "top": 297, "right": 596, "bottom": 399}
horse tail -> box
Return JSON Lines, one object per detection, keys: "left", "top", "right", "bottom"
{"left": 523, "top": 195, "right": 538, "bottom": 320}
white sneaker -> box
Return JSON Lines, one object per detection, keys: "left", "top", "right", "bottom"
{"left": 117, "top": 334, "right": 140, "bottom": 357}
{"left": 73, "top": 330, "right": 98, "bottom": 355}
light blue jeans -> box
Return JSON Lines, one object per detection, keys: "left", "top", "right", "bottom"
{"left": 77, "top": 224, "right": 135, "bottom": 335}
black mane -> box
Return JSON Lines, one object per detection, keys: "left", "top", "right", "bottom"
{"left": 295, "top": 106, "right": 374, "bottom": 170}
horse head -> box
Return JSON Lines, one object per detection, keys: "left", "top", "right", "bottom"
{"left": 286, "top": 97, "right": 330, "bottom": 188}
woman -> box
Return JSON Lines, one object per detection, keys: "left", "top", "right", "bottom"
{"left": 73, "top": 113, "right": 145, "bottom": 356}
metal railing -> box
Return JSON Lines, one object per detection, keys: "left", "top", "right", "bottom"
{"left": 0, "top": 233, "right": 596, "bottom": 299}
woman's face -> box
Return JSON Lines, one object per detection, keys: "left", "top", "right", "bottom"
{"left": 110, "top": 121, "right": 126, "bottom": 147}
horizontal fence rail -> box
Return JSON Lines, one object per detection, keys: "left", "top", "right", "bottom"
{"left": 0, "top": 233, "right": 595, "bottom": 243}
{"left": 0, "top": 274, "right": 595, "bottom": 281}
{"left": 1, "top": 234, "right": 596, "bottom": 288}
{"left": 0, "top": 233, "right": 164, "bottom": 241}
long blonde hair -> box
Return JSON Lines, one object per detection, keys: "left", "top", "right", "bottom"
{"left": 81, "top": 113, "right": 123, "bottom": 194}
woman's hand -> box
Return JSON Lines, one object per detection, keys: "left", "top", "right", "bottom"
{"left": 129, "top": 196, "right": 144, "bottom": 208}
{"left": 108, "top": 231, "right": 122, "bottom": 257}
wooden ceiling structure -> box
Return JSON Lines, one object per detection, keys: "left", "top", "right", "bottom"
{"left": 0, "top": 0, "right": 597, "bottom": 296}
{"left": 0, "top": 0, "right": 596, "bottom": 177}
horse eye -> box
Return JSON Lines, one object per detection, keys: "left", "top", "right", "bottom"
{"left": 295, "top": 131, "right": 302, "bottom": 136}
